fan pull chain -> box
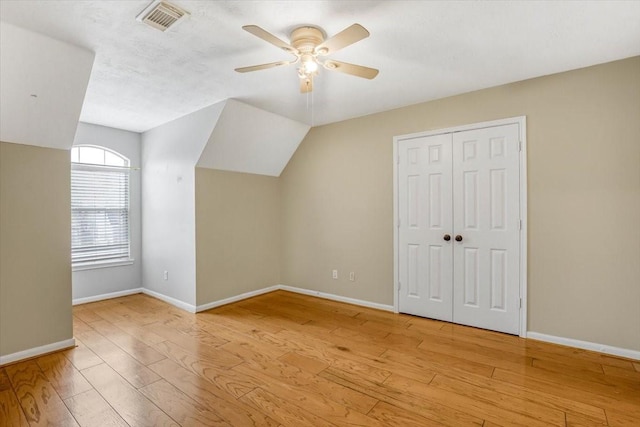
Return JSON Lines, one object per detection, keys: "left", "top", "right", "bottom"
{"left": 305, "top": 85, "right": 314, "bottom": 127}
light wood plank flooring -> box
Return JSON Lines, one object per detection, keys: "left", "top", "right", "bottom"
{"left": 1, "top": 291, "right": 639, "bottom": 426}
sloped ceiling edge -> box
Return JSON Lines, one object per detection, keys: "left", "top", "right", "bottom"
{"left": 0, "top": 22, "right": 94, "bottom": 150}
{"left": 196, "top": 99, "right": 310, "bottom": 177}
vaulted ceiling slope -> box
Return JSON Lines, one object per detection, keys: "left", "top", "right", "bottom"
{"left": 1, "top": 1, "right": 639, "bottom": 133}
{"left": 142, "top": 99, "right": 308, "bottom": 176}
{"left": 0, "top": 21, "right": 307, "bottom": 174}
{"left": 0, "top": 23, "right": 94, "bottom": 149}
{"left": 198, "top": 100, "right": 310, "bottom": 176}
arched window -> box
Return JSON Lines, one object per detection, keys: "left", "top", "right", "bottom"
{"left": 71, "top": 146, "right": 131, "bottom": 266}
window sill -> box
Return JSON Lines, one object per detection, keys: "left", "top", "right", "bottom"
{"left": 72, "top": 259, "right": 135, "bottom": 272}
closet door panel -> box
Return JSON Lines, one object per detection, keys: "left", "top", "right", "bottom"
{"left": 452, "top": 124, "right": 521, "bottom": 334}
{"left": 398, "top": 134, "right": 453, "bottom": 321}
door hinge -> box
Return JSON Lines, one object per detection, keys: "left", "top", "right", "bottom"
{"left": 398, "top": 282, "right": 401, "bottom": 291}
{"left": 397, "top": 218, "right": 401, "bottom": 228}
{"left": 519, "top": 298, "right": 522, "bottom": 309}
{"left": 397, "top": 154, "right": 400, "bottom": 165}
{"left": 519, "top": 140, "right": 522, "bottom": 152}
{"left": 519, "top": 219, "right": 522, "bottom": 230}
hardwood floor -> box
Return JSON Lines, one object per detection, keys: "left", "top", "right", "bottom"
{"left": 1, "top": 291, "right": 639, "bottom": 426}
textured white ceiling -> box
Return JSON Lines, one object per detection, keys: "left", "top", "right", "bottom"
{"left": 1, "top": 1, "right": 639, "bottom": 133}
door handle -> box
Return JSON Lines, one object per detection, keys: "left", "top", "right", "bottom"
{"left": 443, "top": 234, "right": 451, "bottom": 241}
{"left": 455, "top": 235, "right": 463, "bottom": 242}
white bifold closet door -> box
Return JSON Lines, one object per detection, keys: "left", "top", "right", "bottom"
{"left": 398, "top": 123, "right": 521, "bottom": 334}
{"left": 398, "top": 133, "right": 454, "bottom": 322}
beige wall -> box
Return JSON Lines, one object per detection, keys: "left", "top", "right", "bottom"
{"left": 0, "top": 142, "right": 73, "bottom": 357}
{"left": 280, "top": 57, "right": 640, "bottom": 351}
{"left": 195, "top": 168, "right": 280, "bottom": 305}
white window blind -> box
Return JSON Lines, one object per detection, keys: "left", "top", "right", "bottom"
{"left": 71, "top": 147, "right": 130, "bottom": 266}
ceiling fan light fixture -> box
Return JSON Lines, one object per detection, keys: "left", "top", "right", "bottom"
{"left": 301, "top": 55, "right": 318, "bottom": 74}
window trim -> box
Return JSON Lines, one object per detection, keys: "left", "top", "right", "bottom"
{"left": 71, "top": 145, "right": 133, "bottom": 269}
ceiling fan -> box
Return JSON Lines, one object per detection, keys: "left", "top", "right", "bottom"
{"left": 235, "top": 24, "right": 379, "bottom": 93}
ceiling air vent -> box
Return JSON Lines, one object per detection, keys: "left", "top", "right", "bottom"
{"left": 136, "top": 1, "right": 189, "bottom": 32}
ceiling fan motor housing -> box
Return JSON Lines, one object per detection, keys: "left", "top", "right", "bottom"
{"left": 290, "top": 26, "right": 324, "bottom": 54}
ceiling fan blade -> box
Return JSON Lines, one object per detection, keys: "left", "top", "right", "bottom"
{"left": 235, "top": 61, "right": 292, "bottom": 73}
{"left": 242, "top": 25, "right": 297, "bottom": 53}
{"left": 323, "top": 60, "right": 379, "bottom": 79}
{"left": 315, "top": 24, "right": 369, "bottom": 55}
{"left": 300, "top": 75, "right": 313, "bottom": 93}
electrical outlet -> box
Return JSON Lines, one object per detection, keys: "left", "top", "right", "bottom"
{"left": 163, "top": 270, "right": 168, "bottom": 281}
{"left": 349, "top": 272, "right": 355, "bottom": 281}
{"left": 332, "top": 269, "right": 338, "bottom": 279}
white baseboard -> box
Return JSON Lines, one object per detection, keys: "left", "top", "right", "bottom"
{"left": 72, "top": 288, "right": 143, "bottom": 305}
{"left": 141, "top": 288, "right": 197, "bottom": 313}
{"left": 194, "top": 284, "right": 394, "bottom": 314}
{"left": 0, "top": 338, "right": 76, "bottom": 366}
{"left": 196, "top": 285, "right": 280, "bottom": 312}
{"left": 527, "top": 332, "right": 640, "bottom": 361}
{"left": 278, "top": 285, "right": 395, "bottom": 312}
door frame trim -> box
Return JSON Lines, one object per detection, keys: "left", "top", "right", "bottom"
{"left": 393, "top": 116, "right": 528, "bottom": 337}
